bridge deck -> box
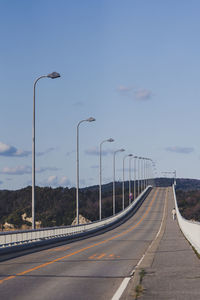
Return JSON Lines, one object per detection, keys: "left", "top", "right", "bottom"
{"left": 133, "top": 187, "right": 200, "bottom": 300}
{"left": 0, "top": 188, "right": 166, "bottom": 300}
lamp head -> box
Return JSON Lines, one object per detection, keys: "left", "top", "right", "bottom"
{"left": 86, "top": 117, "right": 96, "bottom": 122}
{"left": 108, "top": 138, "right": 114, "bottom": 142}
{"left": 47, "top": 72, "right": 61, "bottom": 79}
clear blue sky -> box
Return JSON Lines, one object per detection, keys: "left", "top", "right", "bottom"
{"left": 1, "top": 0, "right": 200, "bottom": 190}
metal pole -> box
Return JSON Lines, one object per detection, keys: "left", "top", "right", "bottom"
{"left": 113, "top": 149, "right": 124, "bottom": 215}
{"left": 99, "top": 138, "right": 114, "bottom": 220}
{"left": 144, "top": 159, "right": 147, "bottom": 188}
{"left": 134, "top": 156, "right": 137, "bottom": 200}
{"left": 99, "top": 141, "right": 103, "bottom": 220}
{"left": 76, "top": 121, "right": 81, "bottom": 226}
{"left": 122, "top": 154, "right": 130, "bottom": 210}
{"left": 129, "top": 155, "right": 132, "bottom": 204}
{"left": 143, "top": 158, "right": 145, "bottom": 190}
{"left": 122, "top": 156, "right": 125, "bottom": 210}
{"left": 32, "top": 75, "right": 47, "bottom": 230}
{"left": 137, "top": 158, "right": 140, "bottom": 195}
{"left": 174, "top": 170, "right": 176, "bottom": 186}
{"left": 76, "top": 117, "right": 95, "bottom": 225}
{"left": 113, "top": 152, "right": 116, "bottom": 215}
{"left": 32, "top": 72, "right": 60, "bottom": 230}
{"left": 140, "top": 158, "right": 143, "bottom": 191}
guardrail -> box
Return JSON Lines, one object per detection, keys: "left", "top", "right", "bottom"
{"left": 173, "top": 184, "right": 200, "bottom": 255}
{"left": 0, "top": 186, "right": 151, "bottom": 252}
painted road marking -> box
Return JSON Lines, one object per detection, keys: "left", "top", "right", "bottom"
{"left": 111, "top": 188, "right": 168, "bottom": 300}
{"left": 89, "top": 253, "right": 120, "bottom": 260}
{"left": 111, "top": 277, "right": 131, "bottom": 300}
{"left": 0, "top": 189, "right": 158, "bottom": 285}
{"left": 46, "top": 246, "right": 70, "bottom": 252}
{"left": 89, "top": 253, "right": 106, "bottom": 259}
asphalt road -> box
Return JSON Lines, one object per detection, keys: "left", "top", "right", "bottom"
{"left": 0, "top": 187, "right": 167, "bottom": 300}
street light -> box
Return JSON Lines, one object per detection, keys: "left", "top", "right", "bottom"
{"left": 32, "top": 72, "right": 60, "bottom": 229}
{"left": 113, "top": 148, "right": 125, "bottom": 215}
{"left": 76, "top": 117, "right": 96, "bottom": 225}
{"left": 137, "top": 157, "right": 142, "bottom": 195}
{"left": 161, "top": 170, "right": 176, "bottom": 186}
{"left": 140, "top": 157, "right": 145, "bottom": 192}
{"left": 99, "top": 138, "right": 114, "bottom": 220}
{"left": 143, "top": 158, "right": 148, "bottom": 189}
{"left": 128, "top": 154, "right": 133, "bottom": 205}
{"left": 133, "top": 156, "right": 138, "bottom": 200}
{"left": 122, "top": 154, "right": 132, "bottom": 210}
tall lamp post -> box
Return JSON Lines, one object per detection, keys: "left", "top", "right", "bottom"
{"left": 122, "top": 154, "right": 132, "bottom": 210}
{"left": 174, "top": 170, "right": 176, "bottom": 186}
{"left": 143, "top": 158, "right": 148, "bottom": 189}
{"left": 128, "top": 154, "right": 133, "bottom": 204}
{"left": 133, "top": 156, "right": 138, "bottom": 200}
{"left": 32, "top": 72, "right": 60, "bottom": 230}
{"left": 76, "top": 117, "right": 96, "bottom": 225}
{"left": 99, "top": 138, "right": 114, "bottom": 220}
{"left": 137, "top": 157, "right": 142, "bottom": 196}
{"left": 113, "top": 148, "right": 125, "bottom": 215}
{"left": 141, "top": 157, "right": 145, "bottom": 192}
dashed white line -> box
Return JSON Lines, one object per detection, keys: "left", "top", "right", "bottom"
{"left": 111, "top": 277, "right": 132, "bottom": 300}
{"left": 111, "top": 188, "right": 168, "bottom": 300}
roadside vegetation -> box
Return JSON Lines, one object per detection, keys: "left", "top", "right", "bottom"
{"left": 0, "top": 182, "right": 132, "bottom": 230}
{"left": 176, "top": 189, "right": 200, "bottom": 222}
{"left": 1, "top": 178, "right": 200, "bottom": 230}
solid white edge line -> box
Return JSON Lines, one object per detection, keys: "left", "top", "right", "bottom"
{"left": 111, "top": 277, "right": 131, "bottom": 300}
{"left": 110, "top": 188, "right": 168, "bottom": 300}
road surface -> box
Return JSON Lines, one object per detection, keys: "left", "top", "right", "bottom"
{"left": 0, "top": 187, "right": 166, "bottom": 300}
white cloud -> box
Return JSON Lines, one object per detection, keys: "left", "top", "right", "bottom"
{"left": 59, "top": 176, "right": 71, "bottom": 185}
{"left": 117, "top": 85, "right": 132, "bottom": 93}
{"left": 85, "top": 147, "right": 113, "bottom": 156}
{"left": 117, "top": 85, "right": 153, "bottom": 101}
{"left": 36, "top": 148, "right": 55, "bottom": 157}
{"left": 0, "top": 166, "right": 60, "bottom": 175}
{"left": 0, "top": 142, "right": 31, "bottom": 157}
{"left": 47, "top": 175, "right": 58, "bottom": 185}
{"left": 165, "top": 146, "right": 194, "bottom": 154}
{"left": 134, "top": 89, "right": 152, "bottom": 100}
{"left": 36, "top": 167, "right": 60, "bottom": 173}
{"left": 1, "top": 166, "right": 32, "bottom": 175}
{"left": 46, "top": 175, "right": 71, "bottom": 187}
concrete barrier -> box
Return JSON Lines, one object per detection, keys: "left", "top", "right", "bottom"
{"left": 173, "top": 185, "right": 200, "bottom": 255}
{"left": 0, "top": 186, "right": 151, "bottom": 252}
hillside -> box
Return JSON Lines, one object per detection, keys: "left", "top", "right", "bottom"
{"left": 1, "top": 178, "right": 200, "bottom": 230}
{"left": 176, "top": 189, "right": 200, "bottom": 222}
{"left": 0, "top": 183, "right": 130, "bottom": 230}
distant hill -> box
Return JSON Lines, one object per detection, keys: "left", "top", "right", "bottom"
{"left": 0, "top": 183, "right": 130, "bottom": 230}
{"left": 1, "top": 178, "right": 200, "bottom": 230}
{"left": 155, "top": 177, "right": 200, "bottom": 222}
{"left": 175, "top": 178, "right": 200, "bottom": 191}
{"left": 154, "top": 177, "right": 200, "bottom": 190}
{"left": 176, "top": 189, "right": 200, "bottom": 222}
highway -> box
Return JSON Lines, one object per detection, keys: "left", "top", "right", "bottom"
{"left": 0, "top": 188, "right": 167, "bottom": 300}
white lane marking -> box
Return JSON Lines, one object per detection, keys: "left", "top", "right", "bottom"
{"left": 110, "top": 188, "right": 168, "bottom": 300}
{"left": 111, "top": 277, "right": 131, "bottom": 300}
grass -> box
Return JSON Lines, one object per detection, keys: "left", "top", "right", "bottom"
{"left": 134, "top": 269, "right": 146, "bottom": 299}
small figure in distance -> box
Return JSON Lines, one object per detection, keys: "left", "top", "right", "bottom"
{"left": 172, "top": 208, "right": 176, "bottom": 220}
